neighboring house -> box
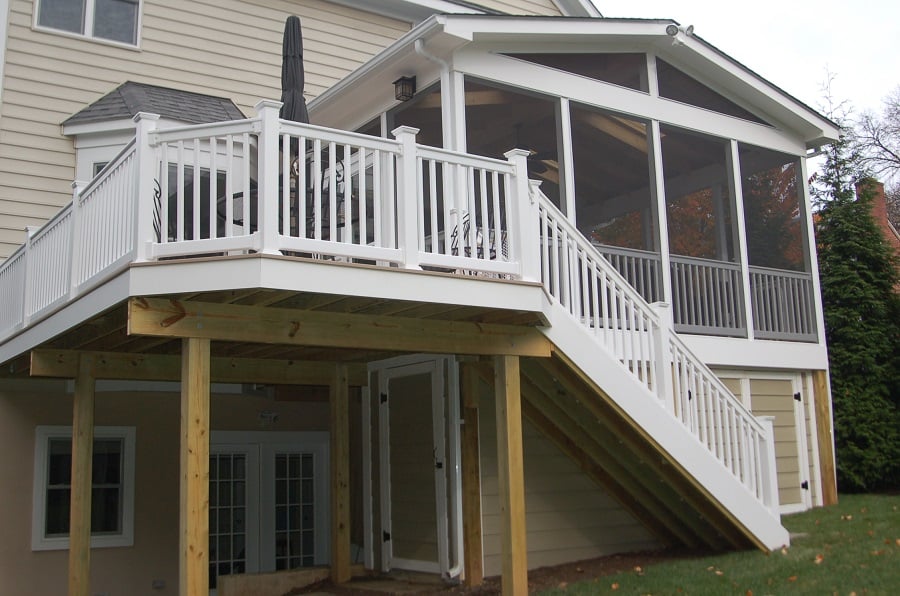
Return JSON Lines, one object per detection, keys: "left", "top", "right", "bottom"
{"left": 0, "top": 2, "right": 840, "bottom": 595}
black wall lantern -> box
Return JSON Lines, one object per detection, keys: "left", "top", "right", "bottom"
{"left": 393, "top": 76, "right": 416, "bottom": 102}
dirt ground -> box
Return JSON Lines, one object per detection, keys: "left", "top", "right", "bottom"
{"left": 290, "top": 549, "right": 690, "bottom": 595}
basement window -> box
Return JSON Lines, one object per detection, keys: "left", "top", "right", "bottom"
{"left": 36, "top": 0, "right": 141, "bottom": 46}
{"left": 31, "top": 426, "right": 136, "bottom": 550}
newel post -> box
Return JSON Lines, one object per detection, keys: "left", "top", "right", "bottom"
{"left": 650, "top": 302, "right": 675, "bottom": 412}
{"left": 255, "top": 100, "right": 283, "bottom": 255}
{"left": 392, "top": 125, "right": 421, "bottom": 269}
{"left": 758, "top": 415, "right": 780, "bottom": 513}
{"left": 505, "top": 149, "right": 540, "bottom": 282}
{"left": 132, "top": 112, "right": 160, "bottom": 263}
{"left": 69, "top": 181, "right": 87, "bottom": 297}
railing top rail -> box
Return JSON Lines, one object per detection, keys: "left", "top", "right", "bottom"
{"left": 592, "top": 242, "right": 662, "bottom": 259}
{"left": 78, "top": 139, "right": 137, "bottom": 199}
{"left": 537, "top": 190, "right": 654, "bottom": 312}
{"left": 0, "top": 242, "right": 27, "bottom": 275}
{"left": 748, "top": 264, "right": 812, "bottom": 279}
{"left": 670, "top": 253, "right": 742, "bottom": 270}
{"left": 416, "top": 144, "right": 516, "bottom": 173}
{"left": 279, "top": 120, "right": 402, "bottom": 153}
{"left": 148, "top": 118, "right": 261, "bottom": 144}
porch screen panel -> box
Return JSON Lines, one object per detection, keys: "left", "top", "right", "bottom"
{"left": 570, "top": 103, "right": 659, "bottom": 302}
{"left": 660, "top": 125, "right": 745, "bottom": 335}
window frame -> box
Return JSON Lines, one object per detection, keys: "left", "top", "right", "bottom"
{"left": 33, "top": 0, "right": 143, "bottom": 49}
{"left": 31, "top": 425, "right": 136, "bottom": 551}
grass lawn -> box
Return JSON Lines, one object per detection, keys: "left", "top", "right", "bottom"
{"left": 540, "top": 493, "right": 899, "bottom": 595}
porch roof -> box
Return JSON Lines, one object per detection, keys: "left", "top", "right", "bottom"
{"left": 310, "top": 14, "right": 839, "bottom": 148}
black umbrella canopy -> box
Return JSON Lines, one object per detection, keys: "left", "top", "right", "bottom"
{"left": 280, "top": 15, "right": 310, "bottom": 123}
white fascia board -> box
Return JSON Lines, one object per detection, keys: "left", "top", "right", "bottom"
{"left": 682, "top": 334, "right": 829, "bottom": 371}
{"left": 62, "top": 116, "right": 191, "bottom": 139}
{"left": 324, "top": 0, "right": 483, "bottom": 23}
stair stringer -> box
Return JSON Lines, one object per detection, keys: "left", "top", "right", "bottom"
{"left": 539, "top": 297, "right": 791, "bottom": 551}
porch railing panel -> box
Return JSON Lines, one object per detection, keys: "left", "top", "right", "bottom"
{"left": 24, "top": 207, "right": 73, "bottom": 320}
{"left": 536, "top": 189, "right": 775, "bottom": 508}
{"left": 670, "top": 255, "right": 746, "bottom": 337}
{"left": 415, "top": 145, "right": 518, "bottom": 276}
{"left": 750, "top": 266, "right": 817, "bottom": 342}
{"left": 592, "top": 243, "right": 662, "bottom": 303}
{"left": 0, "top": 250, "right": 26, "bottom": 335}
{"left": 73, "top": 141, "right": 138, "bottom": 288}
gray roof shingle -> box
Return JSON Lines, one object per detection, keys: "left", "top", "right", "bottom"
{"left": 63, "top": 81, "right": 245, "bottom": 127}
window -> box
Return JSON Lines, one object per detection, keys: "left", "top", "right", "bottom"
{"left": 32, "top": 426, "right": 136, "bottom": 550}
{"left": 36, "top": 0, "right": 140, "bottom": 46}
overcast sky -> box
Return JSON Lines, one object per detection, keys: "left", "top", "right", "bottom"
{"left": 593, "top": 0, "right": 898, "bottom": 118}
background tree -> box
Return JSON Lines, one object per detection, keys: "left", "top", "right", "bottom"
{"left": 813, "top": 123, "right": 900, "bottom": 492}
{"left": 855, "top": 87, "right": 900, "bottom": 183}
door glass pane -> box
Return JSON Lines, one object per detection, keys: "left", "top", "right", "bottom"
{"left": 273, "top": 453, "right": 316, "bottom": 571}
{"left": 209, "top": 454, "right": 247, "bottom": 589}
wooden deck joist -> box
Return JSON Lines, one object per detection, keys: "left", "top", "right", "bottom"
{"left": 127, "top": 297, "right": 551, "bottom": 358}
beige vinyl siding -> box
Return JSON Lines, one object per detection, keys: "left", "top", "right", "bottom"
{"left": 475, "top": 0, "right": 564, "bottom": 16}
{"left": 0, "top": 0, "right": 410, "bottom": 258}
{"left": 479, "top": 390, "right": 659, "bottom": 577}
{"left": 749, "top": 378, "right": 803, "bottom": 508}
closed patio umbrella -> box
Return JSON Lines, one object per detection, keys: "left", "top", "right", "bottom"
{"left": 280, "top": 15, "right": 310, "bottom": 123}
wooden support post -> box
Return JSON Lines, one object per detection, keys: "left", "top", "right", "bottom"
{"left": 493, "top": 355, "right": 527, "bottom": 596}
{"left": 812, "top": 370, "right": 838, "bottom": 506}
{"left": 330, "top": 363, "right": 351, "bottom": 583}
{"left": 68, "top": 354, "right": 95, "bottom": 596}
{"left": 179, "top": 338, "right": 210, "bottom": 596}
{"left": 460, "top": 361, "right": 483, "bottom": 587}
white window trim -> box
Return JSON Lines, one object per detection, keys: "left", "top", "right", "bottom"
{"left": 31, "top": 425, "right": 136, "bottom": 551}
{"left": 32, "top": 0, "right": 143, "bottom": 50}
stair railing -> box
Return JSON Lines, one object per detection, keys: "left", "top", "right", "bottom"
{"left": 534, "top": 185, "right": 779, "bottom": 509}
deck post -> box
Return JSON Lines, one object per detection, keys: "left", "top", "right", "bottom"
{"left": 255, "top": 100, "right": 284, "bottom": 255}
{"left": 493, "top": 355, "right": 527, "bottom": 596}
{"left": 650, "top": 302, "right": 675, "bottom": 413}
{"left": 68, "top": 354, "right": 95, "bottom": 596}
{"left": 392, "top": 126, "right": 421, "bottom": 269}
{"left": 812, "top": 370, "right": 838, "bottom": 505}
{"left": 330, "top": 363, "right": 352, "bottom": 583}
{"left": 506, "top": 150, "right": 540, "bottom": 282}
{"left": 133, "top": 112, "right": 161, "bottom": 263}
{"left": 179, "top": 338, "right": 210, "bottom": 596}
{"left": 460, "top": 361, "right": 484, "bottom": 587}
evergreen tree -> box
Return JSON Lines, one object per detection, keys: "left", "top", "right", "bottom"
{"left": 813, "top": 128, "right": 900, "bottom": 492}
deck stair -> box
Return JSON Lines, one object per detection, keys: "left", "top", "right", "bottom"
{"left": 512, "top": 189, "right": 788, "bottom": 550}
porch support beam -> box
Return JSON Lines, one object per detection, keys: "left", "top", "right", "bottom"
{"left": 68, "top": 354, "right": 95, "bottom": 596}
{"left": 493, "top": 355, "right": 527, "bottom": 596}
{"left": 330, "top": 364, "right": 352, "bottom": 583}
{"left": 179, "top": 338, "right": 210, "bottom": 596}
{"left": 127, "top": 297, "right": 551, "bottom": 358}
{"left": 812, "top": 370, "right": 838, "bottom": 506}
{"left": 460, "top": 361, "right": 484, "bottom": 587}
{"left": 30, "top": 349, "right": 368, "bottom": 386}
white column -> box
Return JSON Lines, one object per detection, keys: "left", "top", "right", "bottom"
{"left": 558, "top": 98, "right": 576, "bottom": 220}
{"left": 132, "top": 112, "right": 160, "bottom": 263}
{"left": 728, "top": 140, "right": 755, "bottom": 339}
{"left": 758, "top": 415, "right": 780, "bottom": 514}
{"left": 255, "top": 100, "right": 283, "bottom": 255}
{"left": 799, "top": 157, "right": 827, "bottom": 344}
{"left": 392, "top": 125, "right": 421, "bottom": 269}
{"left": 649, "top": 120, "right": 672, "bottom": 304}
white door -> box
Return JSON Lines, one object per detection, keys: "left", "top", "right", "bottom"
{"left": 379, "top": 360, "right": 450, "bottom": 574}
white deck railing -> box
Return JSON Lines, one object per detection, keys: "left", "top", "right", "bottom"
{"left": 0, "top": 101, "right": 531, "bottom": 339}
{"left": 536, "top": 189, "right": 778, "bottom": 510}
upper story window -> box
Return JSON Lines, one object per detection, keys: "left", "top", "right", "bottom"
{"left": 37, "top": 0, "right": 140, "bottom": 46}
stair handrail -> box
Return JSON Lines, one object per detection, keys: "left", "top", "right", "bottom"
{"left": 533, "top": 186, "right": 777, "bottom": 508}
